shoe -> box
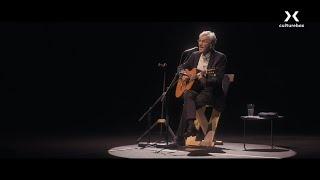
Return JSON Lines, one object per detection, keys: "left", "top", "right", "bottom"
{"left": 214, "top": 140, "right": 223, "bottom": 145}
{"left": 195, "top": 129, "right": 205, "bottom": 141}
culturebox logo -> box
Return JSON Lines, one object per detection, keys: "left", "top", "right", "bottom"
{"left": 279, "top": 11, "right": 304, "bottom": 28}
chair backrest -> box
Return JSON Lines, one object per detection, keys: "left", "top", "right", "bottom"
{"left": 222, "top": 74, "right": 235, "bottom": 95}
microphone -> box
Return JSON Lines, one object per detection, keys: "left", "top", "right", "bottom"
{"left": 183, "top": 47, "right": 198, "bottom": 53}
{"left": 178, "top": 47, "right": 198, "bottom": 65}
{"left": 158, "top": 62, "right": 167, "bottom": 68}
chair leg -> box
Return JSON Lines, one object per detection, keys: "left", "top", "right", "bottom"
{"left": 198, "top": 108, "right": 220, "bottom": 147}
{"left": 186, "top": 107, "right": 208, "bottom": 147}
{"left": 193, "top": 118, "right": 200, "bottom": 131}
{"left": 200, "top": 130, "right": 214, "bottom": 147}
{"left": 185, "top": 136, "right": 201, "bottom": 146}
{"left": 195, "top": 106, "right": 208, "bottom": 135}
{"left": 210, "top": 108, "right": 221, "bottom": 144}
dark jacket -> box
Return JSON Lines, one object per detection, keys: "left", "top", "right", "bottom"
{"left": 177, "top": 49, "right": 227, "bottom": 112}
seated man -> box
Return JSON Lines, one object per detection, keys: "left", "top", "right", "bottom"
{"left": 175, "top": 30, "right": 227, "bottom": 146}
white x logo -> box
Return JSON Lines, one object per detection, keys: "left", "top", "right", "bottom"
{"left": 284, "top": 11, "right": 299, "bottom": 22}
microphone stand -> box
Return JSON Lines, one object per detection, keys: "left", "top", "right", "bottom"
{"left": 137, "top": 47, "right": 196, "bottom": 148}
{"left": 137, "top": 64, "right": 179, "bottom": 148}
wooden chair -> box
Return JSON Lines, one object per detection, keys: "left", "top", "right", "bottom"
{"left": 186, "top": 74, "right": 235, "bottom": 147}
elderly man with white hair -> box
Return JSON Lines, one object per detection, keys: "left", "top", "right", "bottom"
{"left": 175, "top": 30, "right": 227, "bottom": 147}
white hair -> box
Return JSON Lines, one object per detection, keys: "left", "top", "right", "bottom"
{"left": 199, "top": 31, "right": 217, "bottom": 45}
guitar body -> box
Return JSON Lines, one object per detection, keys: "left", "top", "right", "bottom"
{"left": 175, "top": 68, "right": 197, "bottom": 98}
{"left": 175, "top": 68, "right": 216, "bottom": 98}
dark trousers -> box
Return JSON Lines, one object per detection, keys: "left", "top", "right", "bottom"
{"left": 176, "top": 90, "right": 212, "bottom": 139}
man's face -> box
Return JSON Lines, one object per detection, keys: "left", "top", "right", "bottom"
{"left": 198, "top": 35, "right": 213, "bottom": 54}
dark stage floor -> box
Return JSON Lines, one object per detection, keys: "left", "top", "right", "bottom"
{"left": 1, "top": 132, "right": 320, "bottom": 159}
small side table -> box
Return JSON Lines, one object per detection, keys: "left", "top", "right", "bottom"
{"left": 241, "top": 115, "right": 283, "bottom": 151}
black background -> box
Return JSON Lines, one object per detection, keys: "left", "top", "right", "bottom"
{"left": 0, "top": 7, "right": 319, "bottom": 141}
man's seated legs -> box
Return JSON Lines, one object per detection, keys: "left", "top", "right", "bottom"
{"left": 181, "top": 90, "right": 216, "bottom": 146}
{"left": 174, "top": 90, "right": 198, "bottom": 146}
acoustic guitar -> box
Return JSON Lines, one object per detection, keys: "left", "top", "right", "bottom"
{"left": 175, "top": 68, "right": 216, "bottom": 98}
